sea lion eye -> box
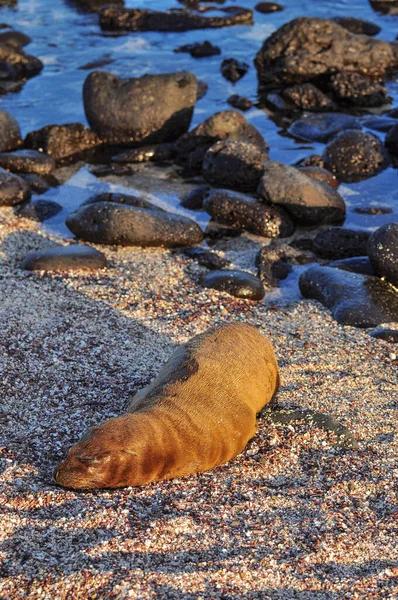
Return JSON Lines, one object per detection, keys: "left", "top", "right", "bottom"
{"left": 79, "top": 454, "right": 111, "bottom": 464}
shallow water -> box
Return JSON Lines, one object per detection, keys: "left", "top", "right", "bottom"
{"left": 1, "top": 0, "right": 398, "bottom": 299}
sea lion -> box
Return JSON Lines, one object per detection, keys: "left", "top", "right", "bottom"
{"left": 53, "top": 322, "right": 280, "bottom": 489}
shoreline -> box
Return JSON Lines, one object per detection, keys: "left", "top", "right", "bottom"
{"left": 1, "top": 208, "right": 397, "bottom": 599}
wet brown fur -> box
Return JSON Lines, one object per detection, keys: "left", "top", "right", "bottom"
{"left": 54, "top": 323, "right": 279, "bottom": 489}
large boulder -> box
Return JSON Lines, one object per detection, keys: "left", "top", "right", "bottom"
{"left": 99, "top": 5, "right": 253, "bottom": 31}
{"left": 0, "top": 168, "right": 31, "bottom": 206}
{"left": 203, "top": 189, "right": 295, "bottom": 238}
{"left": 254, "top": 18, "right": 398, "bottom": 87}
{"left": 299, "top": 265, "right": 398, "bottom": 327}
{"left": 367, "top": 223, "right": 398, "bottom": 287}
{"left": 329, "top": 73, "right": 389, "bottom": 108}
{"left": 175, "top": 110, "right": 267, "bottom": 172}
{"left": 202, "top": 140, "right": 269, "bottom": 192}
{"left": 83, "top": 71, "right": 197, "bottom": 145}
{"left": 257, "top": 162, "right": 346, "bottom": 226}
{"left": 25, "top": 123, "right": 102, "bottom": 163}
{"left": 0, "top": 110, "right": 22, "bottom": 151}
{"left": 322, "top": 130, "right": 388, "bottom": 182}
{"left": 66, "top": 201, "right": 203, "bottom": 247}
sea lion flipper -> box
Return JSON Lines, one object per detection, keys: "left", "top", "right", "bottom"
{"left": 264, "top": 407, "right": 359, "bottom": 449}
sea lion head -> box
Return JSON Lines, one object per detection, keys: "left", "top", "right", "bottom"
{"left": 53, "top": 415, "right": 141, "bottom": 490}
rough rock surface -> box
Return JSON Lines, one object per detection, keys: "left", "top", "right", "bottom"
{"left": 282, "top": 84, "right": 336, "bottom": 112}
{"left": 83, "top": 71, "right": 197, "bottom": 145}
{"left": 288, "top": 113, "right": 361, "bottom": 143}
{"left": 201, "top": 269, "right": 265, "bottom": 300}
{"left": 82, "top": 192, "right": 158, "bottom": 210}
{"left": 227, "top": 94, "right": 253, "bottom": 111}
{"left": 254, "top": 18, "right": 398, "bottom": 86}
{"left": 331, "top": 16, "right": 381, "bottom": 36}
{"left": 313, "top": 227, "right": 370, "bottom": 259}
{"left": 329, "top": 73, "right": 389, "bottom": 108}
{"left": 367, "top": 222, "right": 398, "bottom": 287}
{"left": 257, "top": 162, "right": 346, "bottom": 225}
{"left": 0, "top": 110, "right": 22, "bottom": 152}
{"left": 0, "top": 41, "right": 43, "bottom": 88}
{"left": 99, "top": 5, "right": 253, "bottom": 32}
{"left": 66, "top": 201, "right": 203, "bottom": 247}
{"left": 24, "top": 123, "right": 102, "bottom": 162}
{"left": 221, "top": 58, "right": 249, "bottom": 83}
{"left": 203, "top": 189, "right": 295, "bottom": 238}
{"left": 0, "top": 167, "right": 31, "bottom": 205}
{"left": 175, "top": 110, "right": 267, "bottom": 172}
{"left": 299, "top": 265, "right": 398, "bottom": 327}
{"left": 298, "top": 166, "right": 339, "bottom": 189}
{"left": 14, "top": 199, "right": 62, "bottom": 222}
{"left": 322, "top": 130, "right": 388, "bottom": 182}
{"left": 112, "top": 144, "right": 175, "bottom": 164}
{"left": 0, "top": 149, "right": 55, "bottom": 175}
{"left": 370, "top": 0, "right": 398, "bottom": 15}
{"left": 202, "top": 140, "right": 269, "bottom": 192}
{"left": 74, "top": 0, "right": 124, "bottom": 12}
{"left": 20, "top": 244, "right": 107, "bottom": 271}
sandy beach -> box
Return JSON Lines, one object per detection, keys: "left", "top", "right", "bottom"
{"left": 0, "top": 204, "right": 397, "bottom": 599}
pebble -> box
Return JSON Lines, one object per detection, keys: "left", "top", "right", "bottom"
{"left": 14, "top": 199, "right": 62, "bottom": 222}
{"left": 0, "top": 167, "right": 31, "bottom": 205}
{"left": 20, "top": 244, "right": 107, "bottom": 271}
{"left": 201, "top": 269, "right": 265, "bottom": 300}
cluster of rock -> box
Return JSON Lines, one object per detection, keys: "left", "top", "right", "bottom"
{"left": 0, "top": 11, "right": 397, "bottom": 330}
{"left": 0, "top": 26, "right": 42, "bottom": 95}
{"left": 255, "top": 17, "right": 398, "bottom": 112}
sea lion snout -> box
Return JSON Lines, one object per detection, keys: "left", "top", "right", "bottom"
{"left": 54, "top": 450, "right": 113, "bottom": 489}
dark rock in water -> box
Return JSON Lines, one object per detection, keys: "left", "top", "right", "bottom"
{"left": 296, "top": 155, "right": 325, "bottom": 169}
{"left": 354, "top": 206, "right": 392, "bottom": 215}
{"left": 24, "top": 123, "right": 102, "bottom": 163}
{"left": 83, "top": 71, "right": 197, "bottom": 146}
{"left": 0, "top": 168, "right": 31, "bottom": 205}
{"left": 112, "top": 144, "right": 174, "bottom": 164}
{"left": 288, "top": 113, "right": 361, "bottom": 143}
{"left": 180, "top": 185, "right": 210, "bottom": 210}
{"left": 282, "top": 84, "right": 336, "bottom": 112}
{"left": 331, "top": 16, "right": 381, "bottom": 36}
{"left": 0, "top": 30, "right": 31, "bottom": 47}
{"left": 0, "top": 41, "right": 43, "bottom": 81}
{"left": 363, "top": 115, "right": 398, "bottom": 133}
{"left": 0, "top": 1, "right": 17, "bottom": 6}
{"left": 99, "top": 5, "right": 253, "bottom": 32}
{"left": 0, "top": 110, "right": 22, "bottom": 152}
{"left": 196, "top": 80, "right": 208, "bottom": 100}
{"left": 66, "top": 201, "right": 203, "bottom": 247}
{"left": 203, "top": 140, "right": 269, "bottom": 192}
{"left": 0, "top": 149, "right": 55, "bottom": 175}
{"left": 183, "top": 247, "right": 230, "bottom": 270}
{"left": 20, "top": 173, "right": 53, "bottom": 195}
{"left": 90, "top": 164, "right": 135, "bottom": 177}
{"left": 255, "top": 2, "right": 284, "bottom": 13}
{"left": 227, "top": 95, "right": 253, "bottom": 111}
{"left": 82, "top": 192, "right": 157, "bottom": 210}
{"left": 298, "top": 166, "right": 339, "bottom": 190}
{"left": 204, "top": 189, "right": 295, "bottom": 238}
{"left": 367, "top": 223, "right": 398, "bottom": 287}
{"left": 254, "top": 18, "right": 398, "bottom": 87}
{"left": 369, "top": 326, "right": 398, "bottom": 343}
{"left": 221, "top": 58, "right": 249, "bottom": 83}
{"left": 322, "top": 130, "right": 388, "bottom": 182}
{"left": 205, "top": 220, "right": 242, "bottom": 243}
{"left": 20, "top": 244, "right": 107, "bottom": 272}
{"left": 201, "top": 269, "right": 265, "bottom": 300}
{"left": 15, "top": 199, "right": 62, "bottom": 222}
{"left": 299, "top": 265, "right": 398, "bottom": 327}
{"left": 174, "top": 41, "right": 220, "bottom": 58}
{"left": 257, "top": 162, "right": 346, "bottom": 226}
{"left": 175, "top": 110, "right": 267, "bottom": 172}
{"left": 370, "top": 0, "right": 398, "bottom": 15}
{"left": 385, "top": 123, "right": 398, "bottom": 153}
{"left": 329, "top": 73, "right": 389, "bottom": 108}
{"left": 313, "top": 227, "right": 370, "bottom": 259}
{"left": 328, "top": 256, "right": 375, "bottom": 276}
{"left": 73, "top": 0, "right": 124, "bottom": 11}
